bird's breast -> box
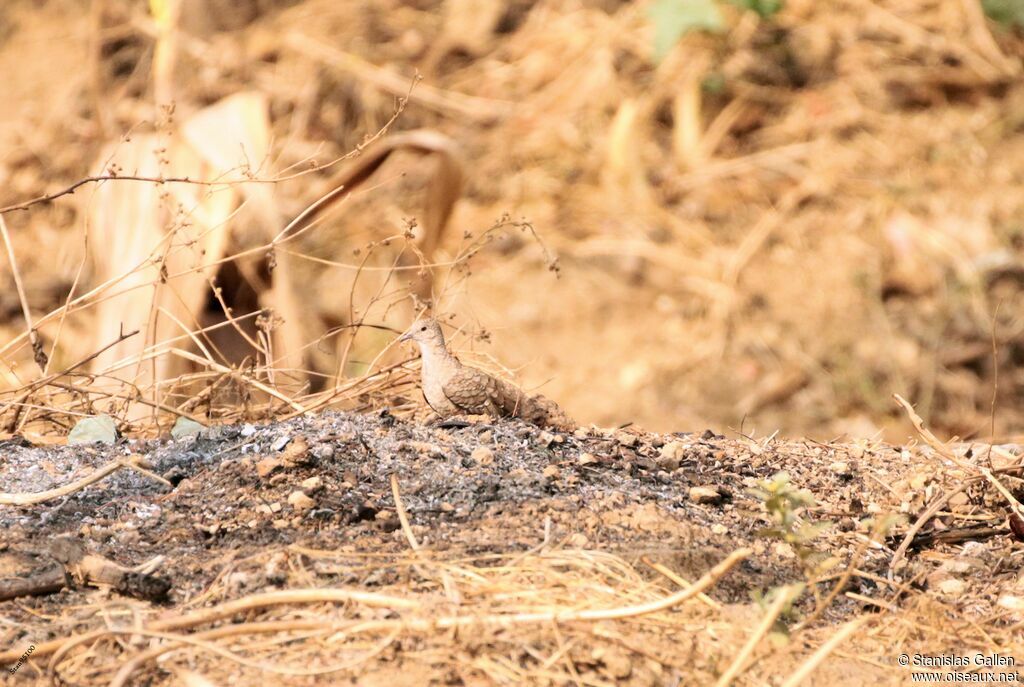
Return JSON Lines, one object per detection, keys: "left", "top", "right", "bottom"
{"left": 419, "top": 351, "right": 460, "bottom": 415}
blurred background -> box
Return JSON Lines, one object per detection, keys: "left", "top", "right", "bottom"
{"left": 1, "top": 0, "right": 1024, "bottom": 440}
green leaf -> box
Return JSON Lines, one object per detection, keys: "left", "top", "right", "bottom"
{"left": 983, "top": 0, "right": 1024, "bottom": 28}
{"left": 69, "top": 415, "right": 117, "bottom": 445}
{"left": 727, "top": 0, "right": 783, "bottom": 18}
{"left": 171, "top": 416, "right": 205, "bottom": 440}
{"left": 648, "top": 0, "right": 725, "bottom": 62}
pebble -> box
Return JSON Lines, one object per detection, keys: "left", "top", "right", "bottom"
{"left": 613, "top": 430, "right": 638, "bottom": 448}
{"left": 539, "top": 431, "right": 564, "bottom": 447}
{"left": 657, "top": 441, "right": 686, "bottom": 471}
{"left": 567, "top": 533, "right": 589, "bottom": 547}
{"left": 299, "top": 476, "right": 323, "bottom": 492}
{"left": 256, "top": 456, "right": 282, "bottom": 478}
{"left": 240, "top": 424, "right": 257, "bottom": 437}
{"left": 829, "top": 461, "right": 851, "bottom": 476}
{"left": 689, "top": 485, "right": 723, "bottom": 505}
{"left": 936, "top": 578, "right": 967, "bottom": 595}
{"left": 271, "top": 435, "right": 292, "bottom": 452}
{"left": 998, "top": 596, "right": 1024, "bottom": 611}
{"left": 594, "top": 648, "right": 632, "bottom": 680}
{"left": 471, "top": 446, "right": 494, "bottom": 464}
{"left": 542, "top": 465, "right": 561, "bottom": 479}
{"left": 578, "top": 453, "right": 599, "bottom": 466}
{"left": 311, "top": 444, "right": 334, "bottom": 460}
{"left": 288, "top": 491, "right": 315, "bottom": 511}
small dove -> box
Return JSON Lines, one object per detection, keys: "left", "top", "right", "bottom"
{"left": 399, "top": 318, "right": 576, "bottom": 430}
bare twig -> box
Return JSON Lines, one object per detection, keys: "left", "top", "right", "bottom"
{"left": 779, "top": 617, "right": 870, "bottom": 687}
{"left": 0, "top": 214, "right": 45, "bottom": 371}
{"left": 0, "top": 455, "right": 169, "bottom": 506}
{"left": 715, "top": 585, "right": 799, "bottom": 687}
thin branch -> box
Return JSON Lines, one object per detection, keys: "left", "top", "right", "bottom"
{"left": 0, "top": 455, "right": 169, "bottom": 506}
{"left": 0, "top": 214, "right": 45, "bottom": 371}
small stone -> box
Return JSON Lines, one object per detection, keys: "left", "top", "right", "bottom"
{"left": 272, "top": 518, "right": 289, "bottom": 529}
{"left": 567, "top": 533, "right": 589, "bottom": 547}
{"left": 300, "top": 476, "right": 324, "bottom": 492}
{"left": 240, "top": 424, "right": 257, "bottom": 437}
{"left": 944, "top": 557, "right": 983, "bottom": 575}
{"left": 281, "top": 436, "right": 310, "bottom": 465}
{"left": 711, "top": 523, "right": 728, "bottom": 535}
{"left": 573, "top": 428, "right": 589, "bottom": 440}
{"left": 478, "top": 430, "right": 493, "bottom": 443}
{"left": 471, "top": 446, "right": 494, "bottom": 464}
{"left": 539, "top": 431, "right": 565, "bottom": 447}
{"left": 578, "top": 452, "right": 599, "bottom": 466}
{"left": 68, "top": 415, "right": 118, "bottom": 446}
{"left": 271, "top": 435, "right": 292, "bottom": 452}
{"left": 657, "top": 441, "right": 686, "bottom": 471}
{"left": 288, "top": 491, "right": 316, "bottom": 511}
{"left": 440, "top": 502, "right": 455, "bottom": 513}
{"left": 656, "top": 454, "right": 680, "bottom": 471}
{"left": 542, "top": 465, "right": 561, "bottom": 479}
{"left": 507, "top": 467, "right": 530, "bottom": 482}
{"left": 311, "top": 444, "right": 334, "bottom": 460}
{"left": 599, "top": 649, "right": 632, "bottom": 680}
{"left": 269, "top": 502, "right": 282, "bottom": 513}
{"left": 830, "top": 461, "right": 851, "bottom": 475}
{"left": 937, "top": 578, "right": 967, "bottom": 595}
{"left": 407, "top": 441, "right": 445, "bottom": 457}
{"left": 998, "top": 595, "right": 1024, "bottom": 611}
{"left": 948, "top": 492, "right": 969, "bottom": 507}
{"left": 689, "top": 485, "right": 723, "bottom": 505}
{"left": 171, "top": 417, "right": 204, "bottom": 440}
{"left": 256, "top": 456, "right": 282, "bottom": 478}
{"left": 614, "top": 430, "right": 638, "bottom": 448}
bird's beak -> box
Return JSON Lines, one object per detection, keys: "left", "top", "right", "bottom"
{"left": 398, "top": 331, "right": 413, "bottom": 343}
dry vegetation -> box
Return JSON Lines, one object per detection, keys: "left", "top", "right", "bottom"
{"left": 2, "top": 0, "right": 1024, "bottom": 685}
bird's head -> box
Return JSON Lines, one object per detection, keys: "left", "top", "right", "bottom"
{"left": 398, "top": 317, "right": 446, "bottom": 346}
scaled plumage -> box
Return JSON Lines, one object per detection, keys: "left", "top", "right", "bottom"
{"left": 399, "top": 318, "right": 576, "bottom": 430}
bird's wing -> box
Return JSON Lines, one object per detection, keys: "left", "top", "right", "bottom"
{"left": 439, "top": 366, "right": 522, "bottom": 416}
{"left": 442, "top": 364, "right": 578, "bottom": 429}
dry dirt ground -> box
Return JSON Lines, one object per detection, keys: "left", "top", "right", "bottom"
{"left": 2, "top": 412, "right": 1023, "bottom": 685}
{"left": 4, "top": 0, "right": 1024, "bottom": 441}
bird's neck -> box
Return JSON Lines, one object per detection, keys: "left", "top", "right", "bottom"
{"left": 419, "top": 340, "right": 459, "bottom": 375}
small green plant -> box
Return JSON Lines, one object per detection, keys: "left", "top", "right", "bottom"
{"left": 648, "top": 0, "right": 784, "bottom": 61}
{"left": 748, "top": 472, "right": 832, "bottom": 637}
{"left": 748, "top": 471, "right": 831, "bottom": 567}
{"left": 648, "top": 0, "right": 724, "bottom": 61}
{"left": 727, "top": 0, "right": 783, "bottom": 18}
{"left": 751, "top": 582, "right": 805, "bottom": 642}
{"left": 982, "top": 0, "right": 1024, "bottom": 29}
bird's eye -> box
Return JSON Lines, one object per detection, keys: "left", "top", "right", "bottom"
{"left": 420, "top": 326, "right": 427, "bottom": 331}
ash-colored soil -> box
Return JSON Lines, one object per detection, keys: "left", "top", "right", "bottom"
{"left": 2, "top": 411, "right": 1021, "bottom": 684}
